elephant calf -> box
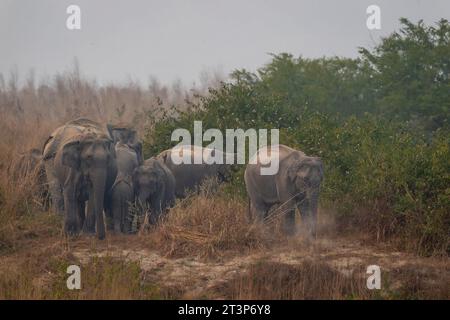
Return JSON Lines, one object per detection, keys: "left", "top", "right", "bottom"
{"left": 245, "top": 144, "right": 323, "bottom": 237}
{"left": 109, "top": 142, "right": 140, "bottom": 233}
{"left": 133, "top": 158, "right": 176, "bottom": 224}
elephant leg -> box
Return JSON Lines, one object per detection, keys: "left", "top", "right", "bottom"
{"left": 283, "top": 208, "right": 296, "bottom": 236}
{"left": 105, "top": 208, "right": 114, "bottom": 231}
{"left": 122, "top": 202, "right": 133, "bottom": 234}
{"left": 45, "top": 166, "right": 64, "bottom": 214}
{"left": 104, "top": 192, "right": 114, "bottom": 232}
{"left": 111, "top": 182, "right": 133, "bottom": 233}
{"left": 123, "top": 190, "right": 136, "bottom": 234}
{"left": 121, "top": 185, "right": 135, "bottom": 233}
{"left": 113, "top": 192, "right": 125, "bottom": 233}
{"left": 150, "top": 194, "right": 163, "bottom": 225}
{"left": 251, "top": 199, "right": 269, "bottom": 223}
{"left": 62, "top": 173, "right": 80, "bottom": 235}
{"left": 112, "top": 206, "right": 122, "bottom": 233}
{"left": 63, "top": 193, "right": 79, "bottom": 235}
{"left": 148, "top": 207, "right": 159, "bottom": 225}
{"left": 299, "top": 201, "right": 316, "bottom": 239}
{"left": 277, "top": 197, "right": 297, "bottom": 236}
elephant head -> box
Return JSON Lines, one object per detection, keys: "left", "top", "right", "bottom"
{"left": 107, "top": 123, "right": 143, "bottom": 165}
{"left": 286, "top": 155, "right": 324, "bottom": 237}
{"left": 133, "top": 161, "right": 162, "bottom": 204}
{"left": 208, "top": 149, "right": 236, "bottom": 183}
{"left": 62, "top": 134, "right": 116, "bottom": 238}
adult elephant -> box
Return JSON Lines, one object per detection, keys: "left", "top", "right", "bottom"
{"left": 42, "top": 118, "right": 117, "bottom": 239}
{"left": 109, "top": 141, "right": 140, "bottom": 233}
{"left": 157, "top": 145, "right": 234, "bottom": 198}
{"left": 244, "top": 144, "right": 323, "bottom": 237}
{"left": 132, "top": 158, "right": 175, "bottom": 224}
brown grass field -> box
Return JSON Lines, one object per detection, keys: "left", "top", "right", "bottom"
{"left": 0, "top": 72, "right": 448, "bottom": 300}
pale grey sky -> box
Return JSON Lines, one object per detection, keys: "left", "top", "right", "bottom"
{"left": 1, "top": 0, "right": 449, "bottom": 86}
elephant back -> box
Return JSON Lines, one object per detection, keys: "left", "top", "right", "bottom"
{"left": 66, "top": 117, "right": 103, "bottom": 130}
{"left": 43, "top": 118, "right": 109, "bottom": 161}
{"left": 249, "top": 144, "right": 305, "bottom": 166}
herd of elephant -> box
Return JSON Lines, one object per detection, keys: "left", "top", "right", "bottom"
{"left": 12, "top": 118, "right": 324, "bottom": 240}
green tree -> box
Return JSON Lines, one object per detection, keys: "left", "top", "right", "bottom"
{"left": 360, "top": 18, "right": 450, "bottom": 128}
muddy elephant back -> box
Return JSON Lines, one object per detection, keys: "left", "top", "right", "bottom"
{"left": 43, "top": 120, "right": 110, "bottom": 161}
{"left": 156, "top": 149, "right": 171, "bottom": 165}
{"left": 66, "top": 117, "right": 103, "bottom": 130}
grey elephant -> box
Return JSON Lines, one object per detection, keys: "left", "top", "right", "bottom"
{"left": 157, "top": 145, "right": 234, "bottom": 198}
{"left": 108, "top": 141, "right": 140, "bottom": 233}
{"left": 107, "top": 123, "right": 143, "bottom": 165}
{"left": 132, "top": 158, "right": 175, "bottom": 224}
{"left": 42, "top": 118, "right": 117, "bottom": 239}
{"left": 244, "top": 144, "right": 323, "bottom": 237}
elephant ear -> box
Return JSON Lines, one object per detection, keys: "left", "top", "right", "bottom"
{"left": 315, "top": 157, "right": 324, "bottom": 181}
{"left": 131, "top": 141, "right": 143, "bottom": 165}
{"left": 62, "top": 140, "right": 81, "bottom": 168}
{"left": 129, "top": 130, "right": 138, "bottom": 144}
{"left": 286, "top": 154, "right": 304, "bottom": 184}
{"left": 42, "top": 135, "right": 57, "bottom": 161}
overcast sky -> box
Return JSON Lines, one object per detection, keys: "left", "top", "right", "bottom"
{"left": 1, "top": 0, "right": 449, "bottom": 86}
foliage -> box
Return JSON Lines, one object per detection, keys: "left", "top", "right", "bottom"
{"left": 360, "top": 18, "right": 450, "bottom": 128}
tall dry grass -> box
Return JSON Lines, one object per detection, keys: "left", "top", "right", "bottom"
{"left": 141, "top": 180, "right": 283, "bottom": 259}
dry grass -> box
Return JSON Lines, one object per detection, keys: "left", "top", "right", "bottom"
{"left": 142, "top": 185, "right": 285, "bottom": 260}
{"left": 210, "top": 259, "right": 450, "bottom": 300}
{"left": 0, "top": 249, "right": 164, "bottom": 299}
{"left": 216, "top": 260, "right": 372, "bottom": 299}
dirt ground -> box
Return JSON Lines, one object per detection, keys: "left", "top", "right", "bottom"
{"left": 2, "top": 229, "right": 447, "bottom": 299}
